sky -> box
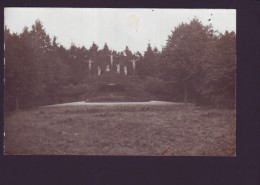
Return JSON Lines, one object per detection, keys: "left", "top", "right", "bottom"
{"left": 4, "top": 8, "right": 236, "bottom": 53}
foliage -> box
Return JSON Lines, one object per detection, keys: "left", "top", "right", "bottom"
{"left": 143, "top": 77, "right": 166, "bottom": 94}
{"left": 158, "top": 18, "right": 236, "bottom": 107}
{"left": 4, "top": 18, "right": 236, "bottom": 110}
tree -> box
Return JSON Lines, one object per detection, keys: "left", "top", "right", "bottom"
{"left": 135, "top": 51, "right": 145, "bottom": 78}
{"left": 43, "top": 37, "right": 70, "bottom": 103}
{"left": 89, "top": 42, "right": 99, "bottom": 75}
{"left": 138, "top": 43, "right": 159, "bottom": 78}
{"left": 159, "top": 18, "right": 214, "bottom": 103}
{"left": 28, "top": 19, "right": 53, "bottom": 104}
{"left": 124, "top": 46, "right": 134, "bottom": 76}
{"left": 157, "top": 18, "right": 236, "bottom": 107}
{"left": 200, "top": 31, "right": 236, "bottom": 107}
{"left": 4, "top": 27, "right": 37, "bottom": 110}
{"left": 98, "top": 43, "right": 110, "bottom": 71}
{"left": 67, "top": 44, "right": 88, "bottom": 84}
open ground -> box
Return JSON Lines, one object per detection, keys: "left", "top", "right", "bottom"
{"left": 4, "top": 103, "right": 236, "bottom": 156}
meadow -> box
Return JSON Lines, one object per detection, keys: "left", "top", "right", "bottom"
{"left": 4, "top": 104, "right": 236, "bottom": 156}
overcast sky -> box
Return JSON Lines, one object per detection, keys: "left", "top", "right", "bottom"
{"left": 4, "top": 8, "right": 236, "bottom": 53}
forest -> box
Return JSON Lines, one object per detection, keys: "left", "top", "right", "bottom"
{"left": 4, "top": 18, "right": 236, "bottom": 111}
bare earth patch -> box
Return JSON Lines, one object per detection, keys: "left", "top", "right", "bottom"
{"left": 4, "top": 104, "right": 236, "bottom": 156}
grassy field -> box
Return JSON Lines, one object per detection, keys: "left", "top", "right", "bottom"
{"left": 4, "top": 104, "right": 236, "bottom": 156}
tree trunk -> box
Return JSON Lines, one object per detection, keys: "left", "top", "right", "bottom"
{"left": 15, "top": 94, "right": 19, "bottom": 112}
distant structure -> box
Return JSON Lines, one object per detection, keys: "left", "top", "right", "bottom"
{"left": 89, "top": 53, "right": 137, "bottom": 77}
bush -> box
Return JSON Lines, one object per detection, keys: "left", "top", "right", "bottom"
{"left": 143, "top": 77, "right": 167, "bottom": 94}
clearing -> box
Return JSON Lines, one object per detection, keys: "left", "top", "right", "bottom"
{"left": 4, "top": 103, "right": 236, "bottom": 156}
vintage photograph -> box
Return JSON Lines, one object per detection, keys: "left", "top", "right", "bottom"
{"left": 4, "top": 8, "right": 236, "bottom": 156}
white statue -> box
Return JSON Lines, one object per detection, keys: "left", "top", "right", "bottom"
{"left": 124, "top": 66, "right": 127, "bottom": 75}
{"left": 132, "top": 59, "right": 136, "bottom": 76}
{"left": 98, "top": 66, "right": 101, "bottom": 76}
{"left": 110, "top": 54, "right": 113, "bottom": 66}
{"left": 106, "top": 65, "right": 110, "bottom": 72}
{"left": 88, "top": 59, "right": 92, "bottom": 76}
{"left": 116, "top": 64, "right": 120, "bottom": 73}
{"left": 132, "top": 59, "right": 136, "bottom": 69}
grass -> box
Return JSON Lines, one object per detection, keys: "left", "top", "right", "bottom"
{"left": 4, "top": 104, "right": 236, "bottom": 156}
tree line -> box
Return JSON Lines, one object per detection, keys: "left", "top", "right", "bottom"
{"left": 4, "top": 18, "right": 236, "bottom": 111}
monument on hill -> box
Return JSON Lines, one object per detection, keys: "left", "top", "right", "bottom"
{"left": 88, "top": 54, "right": 136, "bottom": 77}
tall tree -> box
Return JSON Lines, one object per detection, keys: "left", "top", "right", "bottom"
{"left": 124, "top": 46, "right": 134, "bottom": 76}
{"left": 89, "top": 42, "right": 99, "bottom": 75}
{"left": 29, "top": 19, "right": 53, "bottom": 104}
{"left": 160, "top": 18, "right": 214, "bottom": 103}
{"left": 44, "top": 37, "right": 70, "bottom": 103}
{"left": 200, "top": 31, "right": 236, "bottom": 107}
{"left": 139, "top": 43, "right": 158, "bottom": 78}
{"left": 67, "top": 44, "right": 88, "bottom": 84}
{"left": 4, "top": 27, "right": 36, "bottom": 110}
{"left": 98, "top": 43, "right": 110, "bottom": 71}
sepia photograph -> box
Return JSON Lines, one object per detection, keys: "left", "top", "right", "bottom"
{"left": 4, "top": 8, "right": 236, "bottom": 156}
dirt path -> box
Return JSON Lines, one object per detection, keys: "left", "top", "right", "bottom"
{"left": 42, "top": 101, "right": 183, "bottom": 107}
